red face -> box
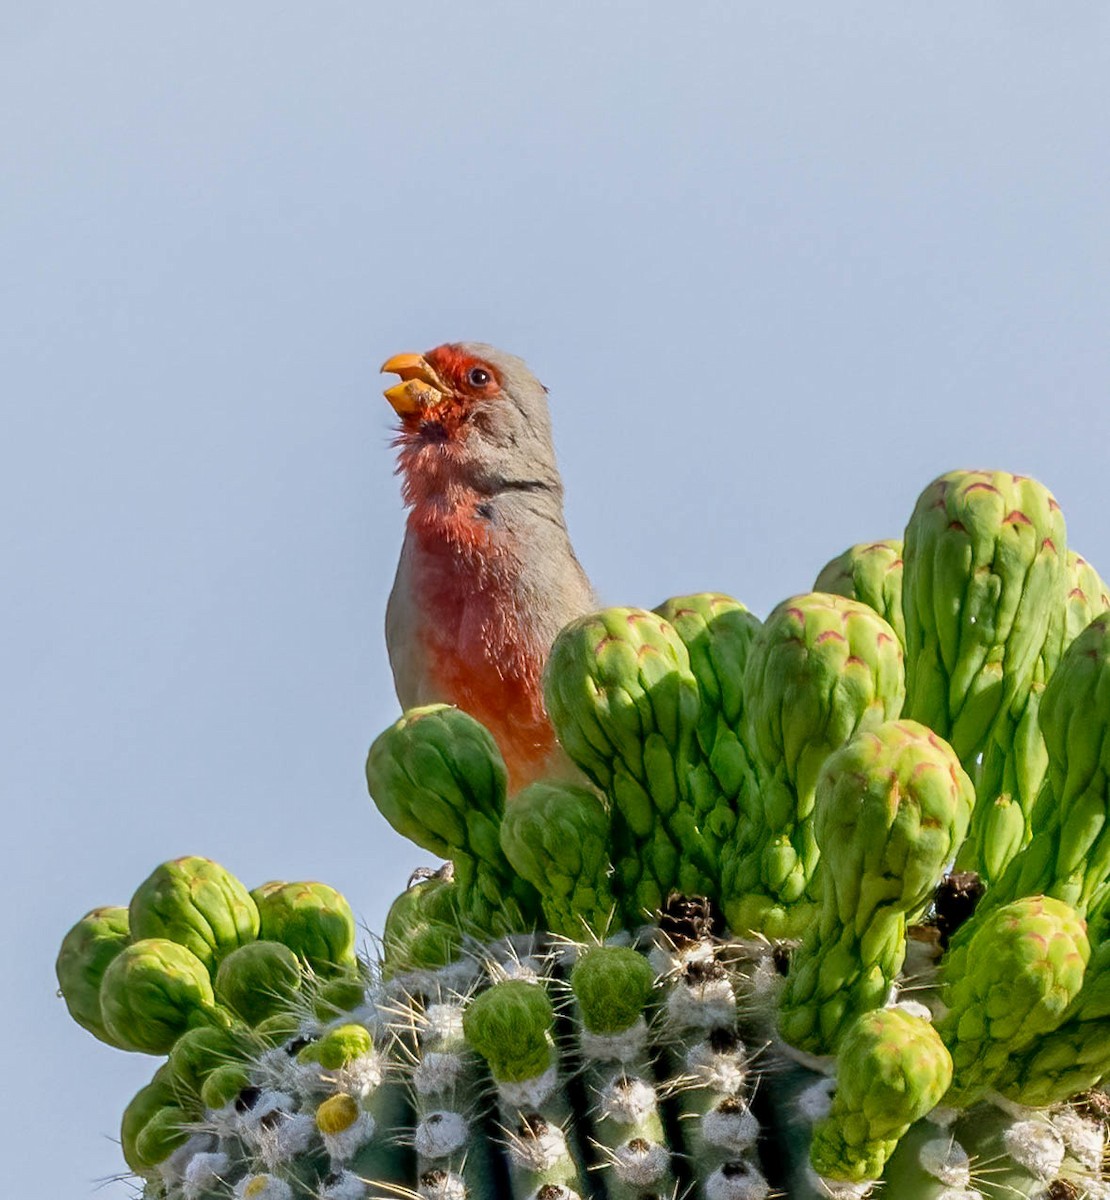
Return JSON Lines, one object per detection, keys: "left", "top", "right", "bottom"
{"left": 381, "top": 344, "right": 514, "bottom": 511}
{"left": 381, "top": 343, "right": 502, "bottom": 432}
{"left": 423, "top": 344, "right": 502, "bottom": 401}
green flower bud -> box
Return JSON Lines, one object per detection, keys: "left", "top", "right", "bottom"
{"left": 251, "top": 880, "right": 357, "bottom": 976}
{"left": 570, "top": 946, "right": 655, "bottom": 1035}
{"left": 55, "top": 905, "right": 131, "bottom": 1046}
{"left": 313, "top": 972, "right": 367, "bottom": 1021}
{"left": 722, "top": 592, "right": 905, "bottom": 939}
{"left": 253, "top": 1011, "right": 302, "bottom": 1047}
{"left": 214, "top": 940, "right": 303, "bottom": 1026}
{"left": 961, "top": 612, "right": 1110, "bottom": 930}
{"left": 366, "top": 705, "right": 536, "bottom": 935}
{"left": 954, "top": 542, "right": 1101, "bottom": 885}
{"left": 463, "top": 979, "right": 555, "bottom": 1084}
{"left": 200, "top": 1061, "right": 252, "bottom": 1110}
{"left": 381, "top": 871, "right": 462, "bottom": 978}
{"left": 1064, "top": 550, "right": 1110, "bottom": 643}
{"left": 780, "top": 720, "right": 974, "bottom": 1055}
{"left": 100, "top": 937, "right": 229, "bottom": 1054}
{"left": 544, "top": 607, "right": 705, "bottom": 917}
{"left": 167, "top": 1024, "right": 249, "bottom": 1096}
{"left": 316, "top": 1092, "right": 360, "bottom": 1136}
{"left": 129, "top": 856, "right": 259, "bottom": 974}
{"left": 653, "top": 595, "right": 761, "bottom": 736}
{"left": 297, "top": 1023, "right": 373, "bottom": 1070}
{"left": 500, "top": 781, "right": 616, "bottom": 939}
{"left": 120, "top": 1066, "right": 178, "bottom": 1175}
{"left": 814, "top": 540, "right": 906, "bottom": 648}
{"left": 810, "top": 1007, "right": 952, "bottom": 1183}
{"left": 938, "top": 895, "right": 1090, "bottom": 1106}
{"left": 965, "top": 674, "right": 1052, "bottom": 885}
{"left": 367, "top": 704, "right": 506, "bottom": 856}
{"left": 902, "top": 469, "right": 1067, "bottom": 765}
{"left": 654, "top": 593, "right": 763, "bottom": 885}
{"left": 133, "top": 1104, "right": 190, "bottom": 1167}
{"left": 1000, "top": 892, "right": 1110, "bottom": 1108}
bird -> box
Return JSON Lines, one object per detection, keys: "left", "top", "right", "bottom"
{"left": 380, "top": 342, "right": 597, "bottom": 791}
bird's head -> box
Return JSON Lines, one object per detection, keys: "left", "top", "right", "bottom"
{"left": 381, "top": 342, "right": 561, "bottom": 505}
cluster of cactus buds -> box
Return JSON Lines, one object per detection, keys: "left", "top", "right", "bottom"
{"left": 59, "top": 468, "right": 1110, "bottom": 1199}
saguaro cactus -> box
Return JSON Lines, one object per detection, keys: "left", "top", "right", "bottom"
{"left": 57, "top": 466, "right": 1110, "bottom": 1200}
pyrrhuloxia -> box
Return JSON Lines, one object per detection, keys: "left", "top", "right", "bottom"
{"left": 381, "top": 342, "right": 596, "bottom": 790}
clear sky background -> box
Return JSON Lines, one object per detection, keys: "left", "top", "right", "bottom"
{"left": 2, "top": 3, "right": 1108, "bottom": 1194}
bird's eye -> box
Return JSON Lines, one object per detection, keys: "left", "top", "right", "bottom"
{"left": 467, "top": 366, "right": 491, "bottom": 387}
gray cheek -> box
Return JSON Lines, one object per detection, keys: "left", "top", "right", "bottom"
{"left": 472, "top": 405, "right": 521, "bottom": 449}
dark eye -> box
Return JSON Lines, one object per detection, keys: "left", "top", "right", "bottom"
{"left": 467, "top": 366, "right": 491, "bottom": 387}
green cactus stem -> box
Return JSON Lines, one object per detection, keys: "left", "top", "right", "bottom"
{"left": 404, "top": 997, "right": 500, "bottom": 1200}
{"left": 809, "top": 1007, "right": 953, "bottom": 1185}
{"left": 814, "top": 539, "right": 906, "bottom": 649}
{"left": 544, "top": 605, "right": 707, "bottom": 921}
{"left": 721, "top": 592, "right": 906, "bottom": 940}
{"left": 658, "top": 942, "right": 769, "bottom": 1200}
{"left": 876, "top": 1118, "right": 980, "bottom": 1200}
{"left": 330, "top": 1072, "right": 417, "bottom": 1197}
{"left": 366, "top": 704, "right": 539, "bottom": 937}
{"left": 779, "top": 720, "right": 974, "bottom": 1056}
{"left": 464, "top": 978, "right": 584, "bottom": 1198}
{"left": 564, "top": 945, "right": 678, "bottom": 1198}
{"left": 948, "top": 1104, "right": 1083, "bottom": 1200}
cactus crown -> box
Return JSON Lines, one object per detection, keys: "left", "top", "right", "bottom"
{"left": 58, "top": 467, "right": 1110, "bottom": 1200}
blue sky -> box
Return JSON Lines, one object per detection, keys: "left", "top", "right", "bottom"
{"left": 2, "top": 4, "right": 1108, "bottom": 1194}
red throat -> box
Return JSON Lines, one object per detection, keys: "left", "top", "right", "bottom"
{"left": 390, "top": 344, "right": 504, "bottom": 511}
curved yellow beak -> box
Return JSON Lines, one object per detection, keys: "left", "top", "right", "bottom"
{"left": 380, "top": 352, "right": 445, "bottom": 416}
